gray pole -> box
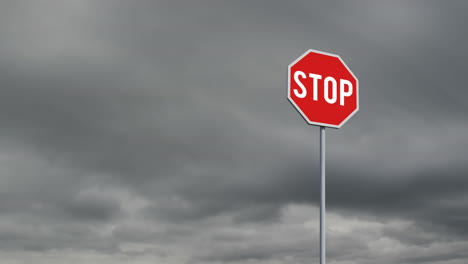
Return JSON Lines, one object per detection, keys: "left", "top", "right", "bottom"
{"left": 320, "top": 126, "right": 326, "bottom": 264}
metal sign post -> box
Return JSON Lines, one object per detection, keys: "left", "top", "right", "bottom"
{"left": 320, "top": 126, "right": 326, "bottom": 264}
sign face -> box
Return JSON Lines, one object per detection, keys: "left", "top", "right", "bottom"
{"left": 288, "top": 49, "right": 359, "bottom": 128}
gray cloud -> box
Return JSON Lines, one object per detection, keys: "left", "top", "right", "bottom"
{"left": 0, "top": 0, "right": 467, "bottom": 263}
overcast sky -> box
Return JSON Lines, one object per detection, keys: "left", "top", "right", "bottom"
{"left": 0, "top": 1, "right": 468, "bottom": 264}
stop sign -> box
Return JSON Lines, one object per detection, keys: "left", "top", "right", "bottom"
{"left": 288, "top": 49, "right": 359, "bottom": 128}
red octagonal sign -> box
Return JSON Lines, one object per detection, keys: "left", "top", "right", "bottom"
{"left": 288, "top": 50, "right": 359, "bottom": 128}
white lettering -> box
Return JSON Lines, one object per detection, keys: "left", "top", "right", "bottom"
{"left": 293, "top": 71, "right": 307, "bottom": 98}
{"left": 292, "top": 72, "right": 352, "bottom": 106}
{"left": 309, "top": 73, "right": 322, "bottom": 101}
{"left": 324, "top": 76, "right": 337, "bottom": 104}
{"left": 340, "top": 79, "right": 353, "bottom": 106}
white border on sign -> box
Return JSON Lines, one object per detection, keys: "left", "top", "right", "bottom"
{"left": 287, "top": 49, "right": 359, "bottom": 129}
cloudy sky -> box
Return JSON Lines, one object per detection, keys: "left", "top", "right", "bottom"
{"left": 0, "top": 1, "right": 467, "bottom": 263}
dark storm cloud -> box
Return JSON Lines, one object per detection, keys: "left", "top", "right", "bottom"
{"left": 0, "top": 0, "right": 468, "bottom": 263}
{"left": 269, "top": 158, "right": 468, "bottom": 234}
{"left": 61, "top": 193, "right": 124, "bottom": 221}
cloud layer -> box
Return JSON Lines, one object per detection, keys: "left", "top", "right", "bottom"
{"left": 0, "top": 1, "right": 467, "bottom": 263}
